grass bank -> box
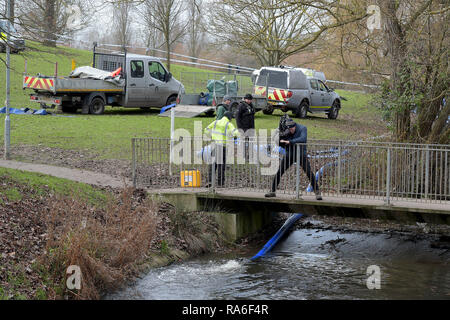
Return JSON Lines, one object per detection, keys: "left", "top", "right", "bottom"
{"left": 0, "top": 168, "right": 228, "bottom": 299}
{"left": 0, "top": 89, "right": 385, "bottom": 161}
{"left": 1, "top": 42, "right": 387, "bottom": 162}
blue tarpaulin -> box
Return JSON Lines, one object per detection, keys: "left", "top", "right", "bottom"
{"left": 159, "top": 103, "right": 176, "bottom": 114}
{"left": 0, "top": 107, "right": 50, "bottom": 115}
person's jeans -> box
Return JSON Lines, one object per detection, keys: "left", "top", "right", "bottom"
{"left": 208, "top": 144, "right": 226, "bottom": 186}
{"left": 242, "top": 130, "right": 255, "bottom": 163}
{"left": 270, "top": 148, "right": 319, "bottom": 193}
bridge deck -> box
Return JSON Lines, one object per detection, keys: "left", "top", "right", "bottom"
{"left": 150, "top": 187, "right": 450, "bottom": 217}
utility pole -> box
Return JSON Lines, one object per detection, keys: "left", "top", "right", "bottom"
{"left": 4, "top": 0, "right": 11, "bottom": 160}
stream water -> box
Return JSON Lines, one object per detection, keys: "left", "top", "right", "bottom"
{"left": 108, "top": 223, "right": 449, "bottom": 300}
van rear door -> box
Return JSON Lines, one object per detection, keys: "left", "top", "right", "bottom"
{"left": 254, "top": 69, "right": 288, "bottom": 102}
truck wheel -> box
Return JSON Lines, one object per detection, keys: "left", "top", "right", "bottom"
{"left": 89, "top": 97, "right": 105, "bottom": 115}
{"left": 295, "top": 101, "right": 308, "bottom": 118}
{"left": 328, "top": 100, "right": 340, "bottom": 119}
{"left": 262, "top": 104, "right": 274, "bottom": 115}
{"left": 205, "top": 109, "right": 215, "bottom": 117}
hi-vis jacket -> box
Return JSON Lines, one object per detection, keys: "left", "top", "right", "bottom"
{"left": 204, "top": 117, "right": 239, "bottom": 144}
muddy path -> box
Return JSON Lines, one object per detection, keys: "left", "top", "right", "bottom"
{"left": 0, "top": 145, "right": 131, "bottom": 184}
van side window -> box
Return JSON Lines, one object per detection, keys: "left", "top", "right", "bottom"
{"left": 148, "top": 61, "right": 167, "bottom": 82}
{"left": 130, "top": 60, "right": 144, "bottom": 78}
{"left": 318, "top": 80, "right": 327, "bottom": 91}
{"left": 309, "top": 79, "right": 319, "bottom": 90}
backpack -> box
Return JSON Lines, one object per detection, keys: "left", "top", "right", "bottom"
{"left": 198, "top": 92, "right": 210, "bottom": 105}
{"left": 278, "top": 114, "right": 291, "bottom": 139}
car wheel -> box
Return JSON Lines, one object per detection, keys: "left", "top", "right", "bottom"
{"left": 296, "top": 101, "right": 308, "bottom": 118}
{"left": 89, "top": 97, "right": 105, "bottom": 115}
{"left": 166, "top": 95, "right": 177, "bottom": 106}
{"left": 262, "top": 104, "right": 274, "bottom": 115}
{"left": 328, "top": 100, "right": 340, "bottom": 119}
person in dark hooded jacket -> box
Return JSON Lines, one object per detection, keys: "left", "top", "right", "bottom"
{"left": 236, "top": 93, "right": 255, "bottom": 161}
{"left": 236, "top": 93, "right": 255, "bottom": 132}
{"left": 265, "top": 118, "right": 322, "bottom": 200}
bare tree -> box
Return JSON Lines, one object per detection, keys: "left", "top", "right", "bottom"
{"left": 331, "top": 0, "right": 449, "bottom": 144}
{"left": 374, "top": 0, "right": 448, "bottom": 143}
{"left": 186, "top": 0, "right": 205, "bottom": 62}
{"left": 139, "top": 0, "right": 164, "bottom": 56}
{"left": 14, "top": 0, "right": 90, "bottom": 47}
{"left": 208, "top": 0, "right": 369, "bottom": 66}
{"left": 112, "top": 0, "right": 134, "bottom": 48}
{"left": 138, "top": 0, "right": 186, "bottom": 71}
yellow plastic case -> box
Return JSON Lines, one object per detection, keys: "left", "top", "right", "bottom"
{"left": 180, "top": 170, "right": 201, "bottom": 187}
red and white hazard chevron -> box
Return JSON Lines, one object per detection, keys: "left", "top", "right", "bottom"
{"left": 23, "top": 76, "right": 55, "bottom": 91}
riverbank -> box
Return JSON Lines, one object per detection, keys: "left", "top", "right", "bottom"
{"left": 0, "top": 168, "right": 232, "bottom": 300}
{"left": 2, "top": 167, "right": 448, "bottom": 300}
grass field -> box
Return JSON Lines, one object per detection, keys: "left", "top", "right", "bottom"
{"left": 0, "top": 43, "right": 387, "bottom": 161}
{"left": 0, "top": 167, "right": 109, "bottom": 205}
{"left": 0, "top": 42, "right": 215, "bottom": 108}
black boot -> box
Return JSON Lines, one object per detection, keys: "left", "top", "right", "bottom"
{"left": 315, "top": 190, "right": 322, "bottom": 200}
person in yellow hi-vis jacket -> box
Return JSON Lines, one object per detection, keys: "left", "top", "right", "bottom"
{"left": 204, "top": 111, "right": 239, "bottom": 187}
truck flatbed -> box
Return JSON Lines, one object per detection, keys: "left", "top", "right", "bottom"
{"left": 23, "top": 75, "right": 124, "bottom": 94}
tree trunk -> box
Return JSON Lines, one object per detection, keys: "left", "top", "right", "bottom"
{"left": 382, "top": 0, "right": 411, "bottom": 141}
{"left": 166, "top": 39, "right": 171, "bottom": 72}
{"left": 43, "top": 0, "right": 57, "bottom": 47}
{"left": 10, "top": 0, "right": 15, "bottom": 26}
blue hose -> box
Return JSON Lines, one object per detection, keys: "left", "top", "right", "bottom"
{"left": 250, "top": 213, "right": 303, "bottom": 261}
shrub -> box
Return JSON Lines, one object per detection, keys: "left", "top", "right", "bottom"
{"left": 41, "top": 187, "right": 157, "bottom": 299}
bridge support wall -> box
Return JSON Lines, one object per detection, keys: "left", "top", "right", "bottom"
{"left": 150, "top": 192, "right": 275, "bottom": 241}
{"left": 150, "top": 191, "right": 450, "bottom": 241}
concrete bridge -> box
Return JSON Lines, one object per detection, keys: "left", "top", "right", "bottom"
{"left": 136, "top": 138, "right": 450, "bottom": 240}
{"left": 150, "top": 188, "right": 450, "bottom": 241}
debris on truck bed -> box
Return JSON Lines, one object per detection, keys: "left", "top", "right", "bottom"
{"left": 69, "top": 66, "right": 124, "bottom": 86}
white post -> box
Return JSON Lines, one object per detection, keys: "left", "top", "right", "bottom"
{"left": 169, "top": 107, "right": 175, "bottom": 175}
{"left": 4, "top": 0, "right": 11, "bottom": 160}
{"left": 385, "top": 148, "right": 391, "bottom": 205}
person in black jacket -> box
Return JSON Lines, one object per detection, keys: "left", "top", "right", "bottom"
{"left": 236, "top": 94, "right": 256, "bottom": 161}
{"left": 265, "top": 118, "right": 322, "bottom": 200}
{"left": 236, "top": 93, "right": 255, "bottom": 132}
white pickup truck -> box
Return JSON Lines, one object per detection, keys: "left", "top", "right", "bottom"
{"left": 252, "top": 66, "right": 342, "bottom": 119}
{"left": 23, "top": 51, "right": 184, "bottom": 115}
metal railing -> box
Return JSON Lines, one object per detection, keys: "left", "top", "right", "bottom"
{"left": 132, "top": 137, "right": 450, "bottom": 204}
